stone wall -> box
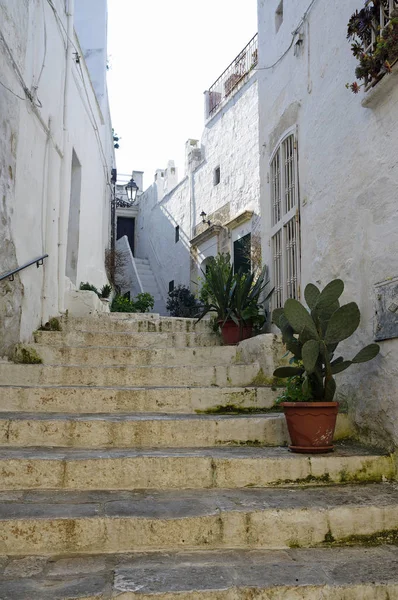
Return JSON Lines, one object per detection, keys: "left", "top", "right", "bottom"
{"left": 257, "top": 0, "right": 398, "bottom": 449}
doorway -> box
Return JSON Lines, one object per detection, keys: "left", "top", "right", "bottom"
{"left": 233, "top": 233, "right": 251, "bottom": 274}
{"left": 117, "top": 217, "right": 135, "bottom": 255}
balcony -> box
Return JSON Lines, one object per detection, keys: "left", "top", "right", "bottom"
{"left": 348, "top": 0, "right": 398, "bottom": 95}
{"left": 205, "top": 34, "right": 258, "bottom": 119}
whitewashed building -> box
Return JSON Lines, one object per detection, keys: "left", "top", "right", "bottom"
{"left": 0, "top": 0, "right": 114, "bottom": 356}
{"left": 257, "top": 0, "right": 398, "bottom": 448}
{"left": 134, "top": 34, "right": 261, "bottom": 310}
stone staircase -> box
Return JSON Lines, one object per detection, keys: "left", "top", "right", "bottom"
{"left": 134, "top": 259, "right": 167, "bottom": 315}
{"left": 0, "top": 312, "right": 397, "bottom": 599}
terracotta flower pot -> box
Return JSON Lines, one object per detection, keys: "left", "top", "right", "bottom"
{"left": 219, "top": 320, "right": 253, "bottom": 345}
{"left": 281, "top": 402, "right": 339, "bottom": 454}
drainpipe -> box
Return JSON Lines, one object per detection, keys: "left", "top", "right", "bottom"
{"left": 57, "top": 0, "right": 74, "bottom": 312}
{"left": 42, "top": 117, "right": 59, "bottom": 322}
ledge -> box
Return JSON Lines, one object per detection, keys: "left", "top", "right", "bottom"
{"left": 116, "top": 206, "right": 139, "bottom": 218}
{"left": 224, "top": 210, "right": 254, "bottom": 230}
{"left": 190, "top": 225, "right": 223, "bottom": 247}
{"left": 361, "top": 65, "right": 398, "bottom": 108}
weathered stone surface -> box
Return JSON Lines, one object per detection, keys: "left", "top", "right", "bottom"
{"left": 0, "top": 362, "right": 262, "bottom": 387}
{"left": 63, "top": 315, "right": 212, "bottom": 334}
{"left": 34, "top": 330, "right": 220, "bottom": 349}
{"left": 0, "top": 412, "right": 287, "bottom": 448}
{"left": 0, "top": 385, "right": 279, "bottom": 414}
{"left": 33, "top": 344, "right": 239, "bottom": 367}
{"left": 0, "top": 548, "right": 397, "bottom": 599}
{"left": 0, "top": 444, "right": 392, "bottom": 491}
{"left": 0, "top": 485, "right": 397, "bottom": 555}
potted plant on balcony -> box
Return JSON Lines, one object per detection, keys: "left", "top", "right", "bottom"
{"left": 196, "top": 253, "right": 272, "bottom": 345}
{"left": 347, "top": 2, "right": 398, "bottom": 93}
{"left": 272, "top": 279, "right": 380, "bottom": 453}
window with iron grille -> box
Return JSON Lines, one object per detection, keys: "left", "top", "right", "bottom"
{"left": 270, "top": 132, "right": 300, "bottom": 308}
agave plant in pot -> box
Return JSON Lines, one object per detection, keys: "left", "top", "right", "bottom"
{"left": 196, "top": 253, "right": 272, "bottom": 345}
{"left": 273, "top": 279, "right": 380, "bottom": 453}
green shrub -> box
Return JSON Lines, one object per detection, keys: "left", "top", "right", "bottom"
{"left": 110, "top": 292, "right": 154, "bottom": 313}
{"left": 167, "top": 285, "right": 198, "bottom": 317}
{"left": 134, "top": 292, "right": 155, "bottom": 312}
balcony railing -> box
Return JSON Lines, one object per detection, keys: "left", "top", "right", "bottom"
{"left": 363, "top": 0, "right": 398, "bottom": 90}
{"left": 206, "top": 34, "right": 258, "bottom": 118}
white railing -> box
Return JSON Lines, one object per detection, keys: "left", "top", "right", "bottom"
{"left": 115, "top": 236, "right": 143, "bottom": 297}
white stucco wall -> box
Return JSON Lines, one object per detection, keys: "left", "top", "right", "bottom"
{"left": 194, "top": 76, "right": 260, "bottom": 230}
{"left": 136, "top": 176, "right": 191, "bottom": 301}
{"left": 0, "top": 0, "right": 113, "bottom": 354}
{"left": 257, "top": 0, "right": 398, "bottom": 448}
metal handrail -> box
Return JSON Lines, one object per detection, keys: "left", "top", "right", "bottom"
{"left": 0, "top": 254, "right": 48, "bottom": 282}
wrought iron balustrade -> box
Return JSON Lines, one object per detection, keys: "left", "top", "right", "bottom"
{"left": 207, "top": 34, "right": 258, "bottom": 118}
{"left": 363, "top": 0, "right": 398, "bottom": 89}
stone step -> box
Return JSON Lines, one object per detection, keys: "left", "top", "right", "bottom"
{"left": 0, "top": 363, "right": 262, "bottom": 387}
{"left": 0, "top": 412, "right": 354, "bottom": 450}
{"left": 34, "top": 330, "right": 220, "bottom": 348}
{"left": 133, "top": 258, "right": 150, "bottom": 265}
{"left": 3, "top": 547, "right": 396, "bottom": 600}
{"left": 0, "top": 444, "right": 392, "bottom": 491}
{"left": 0, "top": 484, "right": 397, "bottom": 555}
{"left": 0, "top": 385, "right": 278, "bottom": 413}
{"left": 0, "top": 412, "right": 288, "bottom": 448}
{"left": 34, "top": 345, "right": 238, "bottom": 367}
{"left": 63, "top": 315, "right": 211, "bottom": 334}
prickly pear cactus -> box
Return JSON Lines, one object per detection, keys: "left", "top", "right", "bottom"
{"left": 272, "top": 279, "right": 380, "bottom": 402}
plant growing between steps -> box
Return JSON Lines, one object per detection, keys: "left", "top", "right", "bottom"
{"left": 273, "top": 278, "right": 380, "bottom": 453}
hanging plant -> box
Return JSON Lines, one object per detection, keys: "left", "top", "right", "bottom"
{"left": 346, "top": 0, "right": 398, "bottom": 93}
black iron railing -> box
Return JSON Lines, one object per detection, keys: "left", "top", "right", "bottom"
{"left": 207, "top": 33, "right": 258, "bottom": 118}
{"left": 0, "top": 254, "right": 48, "bottom": 282}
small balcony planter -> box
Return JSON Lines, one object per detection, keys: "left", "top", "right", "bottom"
{"left": 273, "top": 279, "right": 380, "bottom": 454}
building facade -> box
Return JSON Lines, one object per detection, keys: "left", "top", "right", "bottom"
{"left": 257, "top": 0, "right": 398, "bottom": 448}
{"left": 134, "top": 34, "right": 261, "bottom": 308}
{"left": 0, "top": 0, "right": 114, "bottom": 356}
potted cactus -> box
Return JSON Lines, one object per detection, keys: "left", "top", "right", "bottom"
{"left": 273, "top": 279, "right": 380, "bottom": 453}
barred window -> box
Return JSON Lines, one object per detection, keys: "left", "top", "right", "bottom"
{"left": 270, "top": 132, "right": 300, "bottom": 308}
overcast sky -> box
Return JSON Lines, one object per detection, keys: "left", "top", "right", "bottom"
{"left": 107, "top": 0, "right": 258, "bottom": 190}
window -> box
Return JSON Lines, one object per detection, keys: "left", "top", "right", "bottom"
{"left": 270, "top": 132, "right": 300, "bottom": 308}
{"left": 175, "top": 225, "right": 180, "bottom": 243}
{"left": 275, "top": 0, "right": 283, "bottom": 32}
{"left": 169, "top": 280, "right": 174, "bottom": 293}
{"left": 213, "top": 166, "right": 221, "bottom": 186}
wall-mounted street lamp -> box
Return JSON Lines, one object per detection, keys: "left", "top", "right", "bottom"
{"left": 125, "top": 177, "right": 139, "bottom": 203}
{"left": 200, "top": 211, "right": 211, "bottom": 226}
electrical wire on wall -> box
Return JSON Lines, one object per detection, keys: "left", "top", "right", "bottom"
{"left": 255, "top": 0, "right": 319, "bottom": 72}
{"left": 0, "top": 27, "right": 42, "bottom": 107}
{"left": 33, "top": 0, "right": 48, "bottom": 96}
